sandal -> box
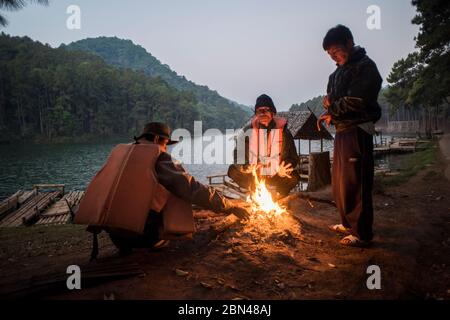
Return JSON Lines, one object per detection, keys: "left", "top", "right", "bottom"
{"left": 152, "top": 239, "right": 170, "bottom": 250}
{"left": 340, "top": 235, "right": 370, "bottom": 247}
{"left": 328, "top": 224, "right": 351, "bottom": 235}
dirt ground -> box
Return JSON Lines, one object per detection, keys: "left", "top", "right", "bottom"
{"left": 0, "top": 139, "right": 449, "bottom": 300}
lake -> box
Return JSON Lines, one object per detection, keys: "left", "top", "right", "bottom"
{"left": 0, "top": 134, "right": 395, "bottom": 198}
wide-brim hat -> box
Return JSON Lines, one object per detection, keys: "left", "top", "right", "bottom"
{"left": 135, "top": 122, "right": 178, "bottom": 145}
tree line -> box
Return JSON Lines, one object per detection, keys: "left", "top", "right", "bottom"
{"left": 0, "top": 33, "right": 247, "bottom": 142}
{"left": 385, "top": 0, "right": 449, "bottom": 136}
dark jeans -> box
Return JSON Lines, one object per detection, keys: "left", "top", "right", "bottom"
{"left": 227, "top": 164, "right": 300, "bottom": 197}
{"left": 332, "top": 127, "right": 374, "bottom": 241}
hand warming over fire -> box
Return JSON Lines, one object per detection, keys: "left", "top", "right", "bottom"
{"left": 277, "top": 161, "right": 293, "bottom": 178}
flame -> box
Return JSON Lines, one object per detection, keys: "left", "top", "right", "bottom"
{"left": 246, "top": 168, "right": 286, "bottom": 220}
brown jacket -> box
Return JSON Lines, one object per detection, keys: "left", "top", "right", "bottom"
{"left": 75, "top": 143, "right": 171, "bottom": 234}
{"left": 155, "top": 150, "right": 231, "bottom": 213}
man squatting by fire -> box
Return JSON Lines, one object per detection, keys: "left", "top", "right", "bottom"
{"left": 75, "top": 122, "right": 251, "bottom": 256}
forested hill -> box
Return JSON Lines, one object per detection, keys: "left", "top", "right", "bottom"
{"left": 63, "top": 37, "right": 252, "bottom": 121}
{"left": 0, "top": 34, "right": 249, "bottom": 142}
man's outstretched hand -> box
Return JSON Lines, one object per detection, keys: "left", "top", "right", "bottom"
{"left": 277, "top": 161, "right": 293, "bottom": 178}
{"left": 225, "top": 199, "right": 251, "bottom": 220}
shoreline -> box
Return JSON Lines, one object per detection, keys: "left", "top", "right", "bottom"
{"left": 0, "top": 130, "right": 437, "bottom": 145}
{"left": 0, "top": 139, "right": 435, "bottom": 199}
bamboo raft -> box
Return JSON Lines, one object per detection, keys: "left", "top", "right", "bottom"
{"left": 0, "top": 185, "right": 84, "bottom": 228}
{"left": 373, "top": 137, "right": 428, "bottom": 157}
{"left": 35, "top": 191, "right": 84, "bottom": 225}
{"left": 0, "top": 190, "right": 37, "bottom": 219}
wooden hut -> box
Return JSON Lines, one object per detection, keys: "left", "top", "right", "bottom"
{"left": 276, "top": 110, "right": 333, "bottom": 154}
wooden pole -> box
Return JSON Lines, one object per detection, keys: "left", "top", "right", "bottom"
{"left": 307, "top": 151, "right": 331, "bottom": 192}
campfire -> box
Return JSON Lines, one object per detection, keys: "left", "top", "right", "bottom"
{"left": 246, "top": 172, "right": 287, "bottom": 221}
{"left": 211, "top": 167, "right": 301, "bottom": 245}
{"left": 235, "top": 169, "right": 301, "bottom": 247}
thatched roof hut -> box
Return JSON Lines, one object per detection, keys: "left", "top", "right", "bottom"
{"left": 241, "top": 110, "right": 332, "bottom": 140}
{"left": 277, "top": 110, "right": 333, "bottom": 141}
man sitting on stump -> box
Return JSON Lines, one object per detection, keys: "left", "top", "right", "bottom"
{"left": 318, "top": 25, "right": 382, "bottom": 247}
{"left": 228, "top": 94, "right": 300, "bottom": 197}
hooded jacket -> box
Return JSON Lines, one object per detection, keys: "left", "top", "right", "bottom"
{"left": 326, "top": 46, "right": 382, "bottom": 132}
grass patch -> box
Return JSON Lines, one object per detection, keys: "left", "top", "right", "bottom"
{"left": 374, "top": 141, "right": 438, "bottom": 192}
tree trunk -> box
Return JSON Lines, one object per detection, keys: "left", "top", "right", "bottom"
{"left": 307, "top": 151, "right": 331, "bottom": 192}
{"left": 434, "top": 105, "right": 439, "bottom": 131}
{"left": 0, "top": 74, "right": 5, "bottom": 129}
{"left": 38, "top": 95, "right": 44, "bottom": 135}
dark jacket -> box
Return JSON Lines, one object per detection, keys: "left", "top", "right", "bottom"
{"left": 233, "top": 118, "right": 299, "bottom": 169}
{"left": 326, "top": 46, "right": 382, "bottom": 132}
{"left": 155, "top": 151, "right": 231, "bottom": 213}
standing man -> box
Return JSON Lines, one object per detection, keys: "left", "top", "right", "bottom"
{"left": 319, "top": 25, "right": 382, "bottom": 247}
{"left": 228, "top": 94, "right": 300, "bottom": 197}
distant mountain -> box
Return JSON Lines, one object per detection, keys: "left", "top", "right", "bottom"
{"left": 63, "top": 37, "right": 252, "bottom": 129}
{"left": 290, "top": 95, "right": 325, "bottom": 116}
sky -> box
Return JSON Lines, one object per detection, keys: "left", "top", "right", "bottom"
{"left": 2, "top": 0, "right": 419, "bottom": 110}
